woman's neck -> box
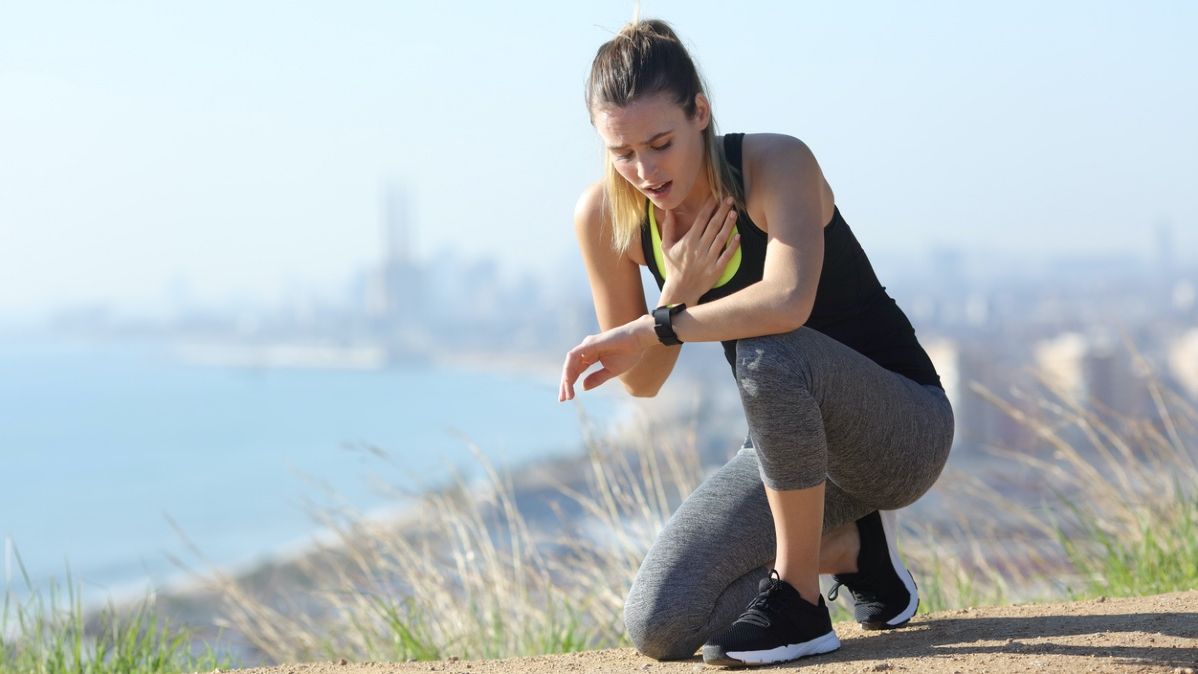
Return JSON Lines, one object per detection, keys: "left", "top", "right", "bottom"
{"left": 659, "top": 177, "right": 714, "bottom": 235}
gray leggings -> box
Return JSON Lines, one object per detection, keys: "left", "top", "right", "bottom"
{"left": 623, "top": 327, "right": 955, "bottom": 660}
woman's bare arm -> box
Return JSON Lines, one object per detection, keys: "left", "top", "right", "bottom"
{"left": 669, "top": 134, "right": 833, "bottom": 342}
{"left": 573, "top": 182, "right": 683, "bottom": 397}
{"left": 560, "top": 135, "right": 833, "bottom": 400}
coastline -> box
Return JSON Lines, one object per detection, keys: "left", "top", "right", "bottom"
{"left": 170, "top": 338, "right": 570, "bottom": 383}
{"left": 86, "top": 369, "right": 722, "bottom": 664}
{"left": 4, "top": 336, "right": 640, "bottom": 622}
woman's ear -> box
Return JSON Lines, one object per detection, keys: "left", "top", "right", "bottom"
{"left": 694, "top": 92, "right": 711, "bottom": 131}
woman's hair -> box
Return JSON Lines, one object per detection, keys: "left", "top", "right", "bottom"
{"left": 585, "top": 19, "right": 743, "bottom": 254}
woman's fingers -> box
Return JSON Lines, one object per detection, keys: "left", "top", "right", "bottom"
{"left": 559, "top": 346, "right": 590, "bottom": 401}
{"left": 561, "top": 341, "right": 613, "bottom": 400}
{"left": 711, "top": 207, "right": 737, "bottom": 255}
{"left": 684, "top": 197, "right": 719, "bottom": 242}
{"left": 582, "top": 366, "right": 618, "bottom": 391}
{"left": 558, "top": 356, "right": 573, "bottom": 401}
{"left": 559, "top": 320, "right": 649, "bottom": 400}
{"left": 716, "top": 232, "right": 741, "bottom": 267}
{"left": 698, "top": 197, "right": 735, "bottom": 250}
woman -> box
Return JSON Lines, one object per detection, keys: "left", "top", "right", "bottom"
{"left": 558, "top": 19, "right": 954, "bottom": 668}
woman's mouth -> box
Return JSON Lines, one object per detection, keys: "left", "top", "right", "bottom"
{"left": 645, "top": 181, "right": 672, "bottom": 199}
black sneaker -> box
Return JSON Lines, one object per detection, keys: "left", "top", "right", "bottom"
{"left": 702, "top": 570, "right": 840, "bottom": 667}
{"left": 828, "top": 510, "right": 919, "bottom": 630}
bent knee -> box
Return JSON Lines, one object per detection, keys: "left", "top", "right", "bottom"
{"left": 735, "top": 329, "right": 817, "bottom": 396}
{"left": 623, "top": 591, "right": 702, "bottom": 660}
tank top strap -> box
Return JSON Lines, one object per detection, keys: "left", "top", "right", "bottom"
{"left": 722, "top": 133, "right": 746, "bottom": 190}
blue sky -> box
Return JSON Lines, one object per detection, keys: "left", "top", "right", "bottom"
{"left": 1, "top": 1, "right": 1195, "bottom": 319}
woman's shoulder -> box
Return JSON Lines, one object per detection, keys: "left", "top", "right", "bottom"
{"left": 573, "top": 180, "right": 646, "bottom": 266}
{"left": 739, "top": 133, "right": 822, "bottom": 178}
{"left": 735, "top": 133, "right": 835, "bottom": 228}
{"left": 573, "top": 180, "right": 606, "bottom": 223}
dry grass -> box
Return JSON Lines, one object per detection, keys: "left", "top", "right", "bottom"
{"left": 902, "top": 343, "right": 1198, "bottom": 611}
{"left": 192, "top": 407, "right": 704, "bottom": 663}
{"left": 191, "top": 353, "right": 1197, "bottom": 664}
{"left": 973, "top": 358, "right": 1198, "bottom": 599}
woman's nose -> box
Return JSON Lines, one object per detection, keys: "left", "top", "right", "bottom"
{"left": 636, "top": 159, "right": 656, "bottom": 182}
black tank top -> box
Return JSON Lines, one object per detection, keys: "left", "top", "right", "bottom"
{"left": 639, "top": 133, "right": 944, "bottom": 390}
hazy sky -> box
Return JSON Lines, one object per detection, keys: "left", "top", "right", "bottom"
{"left": 2, "top": 1, "right": 1195, "bottom": 319}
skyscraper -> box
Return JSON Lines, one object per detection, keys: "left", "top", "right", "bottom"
{"left": 375, "top": 183, "right": 425, "bottom": 357}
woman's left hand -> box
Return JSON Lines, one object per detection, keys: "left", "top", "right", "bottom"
{"left": 559, "top": 315, "right": 657, "bottom": 401}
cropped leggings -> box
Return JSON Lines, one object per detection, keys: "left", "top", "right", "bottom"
{"left": 623, "top": 326, "right": 955, "bottom": 660}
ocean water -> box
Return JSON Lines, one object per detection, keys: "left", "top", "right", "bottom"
{"left": 0, "top": 337, "right": 618, "bottom": 604}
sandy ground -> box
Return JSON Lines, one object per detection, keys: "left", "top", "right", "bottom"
{"left": 226, "top": 591, "right": 1197, "bottom": 674}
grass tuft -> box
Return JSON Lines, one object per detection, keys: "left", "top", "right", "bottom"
{"left": 1, "top": 546, "right": 231, "bottom": 674}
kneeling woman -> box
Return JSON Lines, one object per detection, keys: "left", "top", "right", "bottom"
{"left": 558, "top": 19, "right": 955, "bottom": 668}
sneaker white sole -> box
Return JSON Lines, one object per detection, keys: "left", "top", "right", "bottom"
{"left": 877, "top": 509, "right": 919, "bottom": 628}
{"left": 717, "top": 631, "right": 841, "bottom": 666}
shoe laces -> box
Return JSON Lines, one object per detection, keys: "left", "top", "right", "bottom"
{"left": 827, "top": 579, "right": 845, "bottom": 602}
{"left": 737, "top": 570, "right": 785, "bottom": 628}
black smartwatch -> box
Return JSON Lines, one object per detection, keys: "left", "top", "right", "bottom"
{"left": 652, "top": 303, "right": 687, "bottom": 346}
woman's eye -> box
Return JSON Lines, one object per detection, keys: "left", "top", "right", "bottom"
{"left": 614, "top": 141, "right": 669, "bottom": 161}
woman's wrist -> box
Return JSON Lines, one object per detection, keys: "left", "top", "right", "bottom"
{"left": 632, "top": 313, "right": 663, "bottom": 348}
{"left": 660, "top": 281, "right": 699, "bottom": 308}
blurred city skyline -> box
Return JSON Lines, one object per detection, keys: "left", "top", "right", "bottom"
{"left": 2, "top": 1, "right": 1196, "bottom": 322}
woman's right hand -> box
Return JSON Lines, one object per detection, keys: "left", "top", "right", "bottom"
{"left": 660, "top": 196, "right": 741, "bottom": 305}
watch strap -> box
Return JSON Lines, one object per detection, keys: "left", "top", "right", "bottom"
{"left": 652, "top": 303, "right": 686, "bottom": 346}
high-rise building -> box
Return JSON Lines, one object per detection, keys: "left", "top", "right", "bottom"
{"left": 368, "top": 183, "right": 427, "bottom": 361}
{"left": 1035, "top": 330, "right": 1151, "bottom": 418}
{"left": 379, "top": 183, "right": 422, "bottom": 326}
{"left": 924, "top": 337, "right": 1025, "bottom": 455}
{"left": 1081, "top": 334, "right": 1143, "bottom": 417}
{"left": 1034, "top": 332, "right": 1087, "bottom": 403}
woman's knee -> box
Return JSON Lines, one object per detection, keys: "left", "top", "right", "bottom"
{"left": 734, "top": 329, "right": 819, "bottom": 398}
{"left": 623, "top": 584, "right": 703, "bottom": 660}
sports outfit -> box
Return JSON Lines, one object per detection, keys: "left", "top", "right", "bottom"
{"left": 623, "top": 133, "right": 955, "bottom": 664}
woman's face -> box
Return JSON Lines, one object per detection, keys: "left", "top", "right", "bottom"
{"left": 592, "top": 91, "right": 711, "bottom": 211}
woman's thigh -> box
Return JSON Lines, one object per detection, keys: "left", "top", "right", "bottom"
{"left": 736, "top": 327, "right": 955, "bottom": 510}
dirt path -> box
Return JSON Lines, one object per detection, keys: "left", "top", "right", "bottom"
{"left": 231, "top": 591, "right": 1197, "bottom": 674}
